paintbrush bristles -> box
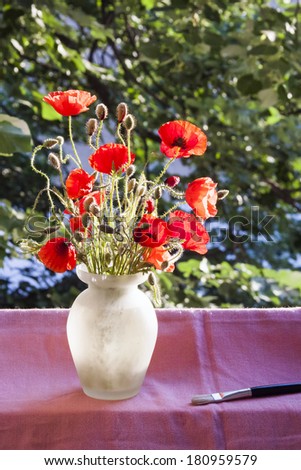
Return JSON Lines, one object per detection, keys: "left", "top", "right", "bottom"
{"left": 191, "top": 394, "right": 215, "bottom": 405}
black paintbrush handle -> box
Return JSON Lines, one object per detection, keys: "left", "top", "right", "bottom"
{"left": 251, "top": 383, "right": 301, "bottom": 398}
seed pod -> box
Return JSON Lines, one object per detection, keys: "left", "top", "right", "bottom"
{"left": 86, "top": 118, "right": 98, "bottom": 136}
{"left": 123, "top": 114, "right": 136, "bottom": 131}
{"left": 116, "top": 102, "right": 128, "bottom": 122}
{"left": 44, "top": 138, "right": 59, "bottom": 149}
{"left": 217, "top": 189, "right": 229, "bottom": 200}
{"left": 95, "top": 103, "right": 108, "bottom": 121}
{"left": 48, "top": 152, "right": 61, "bottom": 170}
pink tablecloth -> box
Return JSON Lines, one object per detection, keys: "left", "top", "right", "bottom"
{"left": 0, "top": 307, "right": 301, "bottom": 450}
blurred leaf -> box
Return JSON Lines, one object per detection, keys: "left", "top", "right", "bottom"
{"left": 0, "top": 114, "right": 32, "bottom": 156}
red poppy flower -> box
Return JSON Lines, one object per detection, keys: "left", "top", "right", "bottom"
{"left": 133, "top": 215, "right": 169, "bottom": 248}
{"left": 65, "top": 169, "right": 96, "bottom": 200}
{"left": 168, "top": 210, "right": 210, "bottom": 255}
{"left": 89, "top": 143, "right": 135, "bottom": 174}
{"left": 143, "top": 246, "right": 175, "bottom": 272}
{"left": 43, "top": 90, "right": 97, "bottom": 116}
{"left": 158, "top": 120, "right": 207, "bottom": 159}
{"left": 69, "top": 216, "right": 85, "bottom": 233}
{"left": 38, "top": 237, "right": 76, "bottom": 273}
{"left": 145, "top": 199, "right": 155, "bottom": 213}
{"left": 185, "top": 177, "right": 218, "bottom": 220}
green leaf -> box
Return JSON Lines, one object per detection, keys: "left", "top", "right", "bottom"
{"left": 0, "top": 114, "right": 32, "bottom": 156}
{"left": 258, "top": 88, "right": 278, "bottom": 108}
{"left": 41, "top": 102, "right": 63, "bottom": 121}
{"left": 249, "top": 44, "right": 278, "bottom": 55}
{"left": 237, "top": 74, "right": 263, "bottom": 95}
{"left": 141, "top": 0, "right": 156, "bottom": 9}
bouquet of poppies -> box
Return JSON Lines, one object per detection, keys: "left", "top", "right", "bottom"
{"left": 20, "top": 89, "right": 227, "bottom": 302}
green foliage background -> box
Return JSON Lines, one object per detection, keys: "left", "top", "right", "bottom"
{"left": 1, "top": 0, "right": 301, "bottom": 308}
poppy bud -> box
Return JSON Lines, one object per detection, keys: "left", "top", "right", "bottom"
{"left": 123, "top": 114, "right": 136, "bottom": 131}
{"left": 126, "top": 164, "right": 136, "bottom": 177}
{"left": 99, "top": 224, "right": 114, "bottom": 234}
{"left": 44, "top": 138, "right": 59, "bottom": 149}
{"left": 96, "top": 103, "right": 108, "bottom": 121}
{"left": 128, "top": 178, "right": 137, "bottom": 192}
{"left": 164, "top": 176, "right": 180, "bottom": 188}
{"left": 83, "top": 196, "right": 95, "bottom": 212}
{"left": 86, "top": 118, "right": 98, "bottom": 136}
{"left": 56, "top": 136, "right": 64, "bottom": 145}
{"left": 217, "top": 189, "right": 229, "bottom": 200}
{"left": 137, "top": 184, "right": 146, "bottom": 197}
{"left": 74, "top": 231, "right": 84, "bottom": 242}
{"left": 161, "top": 261, "right": 169, "bottom": 271}
{"left": 116, "top": 102, "right": 128, "bottom": 122}
{"left": 89, "top": 202, "right": 101, "bottom": 217}
{"left": 104, "top": 253, "right": 112, "bottom": 266}
{"left": 153, "top": 186, "right": 162, "bottom": 199}
{"left": 148, "top": 272, "right": 156, "bottom": 286}
{"left": 48, "top": 152, "right": 61, "bottom": 170}
{"left": 81, "top": 212, "right": 90, "bottom": 228}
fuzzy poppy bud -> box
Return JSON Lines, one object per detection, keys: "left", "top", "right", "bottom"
{"left": 74, "top": 231, "right": 84, "bottom": 242}
{"left": 126, "top": 165, "right": 136, "bottom": 177}
{"left": 148, "top": 272, "right": 156, "bottom": 286}
{"left": 99, "top": 224, "right": 114, "bottom": 234}
{"left": 86, "top": 118, "right": 98, "bottom": 136}
{"left": 48, "top": 152, "right": 61, "bottom": 170}
{"left": 153, "top": 186, "right": 162, "bottom": 199}
{"left": 123, "top": 114, "right": 136, "bottom": 131}
{"left": 116, "top": 102, "right": 128, "bottom": 122}
{"left": 44, "top": 138, "right": 59, "bottom": 149}
{"left": 96, "top": 103, "right": 108, "bottom": 121}
{"left": 56, "top": 136, "right": 64, "bottom": 146}
{"left": 165, "top": 176, "right": 180, "bottom": 188}
{"left": 128, "top": 178, "right": 137, "bottom": 192}
{"left": 81, "top": 212, "right": 90, "bottom": 228}
{"left": 89, "top": 202, "right": 101, "bottom": 217}
{"left": 137, "top": 184, "right": 146, "bottom": 197}
{"left": 217, "top": 189, "right": 229, "bottom": 200}
{"left": 83, "top": 196, "right": 95, "bottom": 212}
{"left": 146, "top": 199, "right": 155, "bottom": 213}
{"left": 161, "top": 261, "right": 169, "bottom": 271}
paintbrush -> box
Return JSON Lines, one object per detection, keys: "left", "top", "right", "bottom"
{"left": 191, "top": 382, "right": 301, "bottom": 405}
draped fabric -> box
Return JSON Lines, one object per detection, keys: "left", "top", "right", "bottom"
{"left": 1, "top": 308, "right": 301, "bottom": 450}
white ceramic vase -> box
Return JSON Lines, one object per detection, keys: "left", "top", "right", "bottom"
{"left": 67, "top": 264, "right": 158, "bottom": 400}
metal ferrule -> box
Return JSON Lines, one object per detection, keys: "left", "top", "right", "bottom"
{"left": 213, "top": 388, "right": 252, "bottom": 402}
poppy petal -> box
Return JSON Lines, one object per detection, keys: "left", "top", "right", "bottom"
{"left": 38, "top": 237, "right": 77, "bottom": 273}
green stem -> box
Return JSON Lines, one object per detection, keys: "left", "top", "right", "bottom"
{"left": 96, "top": 121, "right": 103, "bottom": 148}
{"left": 31, "top": 145, "right": 54, "bottom": 211}
{"left": 68, "top": 116, "right": 82, "bottom": 167}
{"left": 116, "top": 123, "right": 126, "bottom": 146}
